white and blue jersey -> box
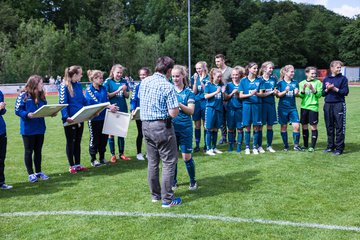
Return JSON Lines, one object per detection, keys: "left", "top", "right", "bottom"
{"left": 0, "top": 91, "right": 6, "bottom": 135}
{"left": 260, "top": 76, "right": 278, "bottom": 125}
{"left": 226, "top": 82, "right": 242, "bottom": 110}
{"left": 260, "top": 76, "right": 277, "bottom": 104}
{"left": 15, "top": 92, "right": 46, "bottom": 135}
{"left": 59, "top": 82, "right": 87, "bottom": 123}
{"left": 85, "top": 84, "right": 109, "bottom": 121}
{"left": 190, "top": 75, "right": 210, "bottom": 102}
{"left": 130, "top": 81, "right": 141, "bottom": 112}
{"left": 204, "top": 82, "right": 223, "bottom": 111}
{"left": 103, "top": 78, "right": 129, "bottom": 113}
{"left": 277, "top": 80, "right": 299, "bottom": 110}
{"left": 239, "top": 77, "right": 262, "bottom": 104}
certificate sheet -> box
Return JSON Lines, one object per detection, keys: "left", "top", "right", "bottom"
{"left": 102, "top": 110, "right": 131, "bottom": 138}
{"left": 63, "top": 102, "right": 110, "bottom": 126}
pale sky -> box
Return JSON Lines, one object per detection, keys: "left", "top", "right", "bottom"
{"left": 279, "top": 0, "right": 360, "bottom": 18}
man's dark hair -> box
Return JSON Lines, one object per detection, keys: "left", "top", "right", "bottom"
{"left": 155, "top": 56, "right": 175, "bottom": 74}
{"left": 215, "top": 54, "right": 225, "bottom": 60}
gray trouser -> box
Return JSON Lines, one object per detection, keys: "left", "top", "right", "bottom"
{"left": 142, "top": 120, "right": 178, "bottom": 203}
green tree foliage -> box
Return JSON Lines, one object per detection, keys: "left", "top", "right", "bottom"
{"left": 338, "top": 16, "right": 360, "bottom": 65}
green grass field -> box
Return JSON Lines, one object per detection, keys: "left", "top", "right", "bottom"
{"left": 1, "top": 88, "right": 360, "bottom": 239}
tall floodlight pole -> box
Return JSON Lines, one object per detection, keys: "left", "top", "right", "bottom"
{"left": 188, "top": 0, "right": 191, "bottom": 78}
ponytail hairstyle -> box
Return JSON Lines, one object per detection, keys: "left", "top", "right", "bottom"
{"left": 109, "top": 64, "right": 124, "bottom": 80}
{"left": 245, "top": 62, "right": 258, "bottom": 76}
{"left": 139, "top": 67, "right": 152, "bottom": 77}
{"left": 233, "top": 65, "right": 246, "bottom": 79}
{"left": 22, "top": 75, "right": 46, "bottom": 104}
{"left": 305, "top": 66, "right": 317, "bottom": 73}
{"left": 280, "top": 65, "right": 294, "bottom": 80}
{"left": 87, "top": 69, "right": 103, "bottom": 82}
{"left": 64, "top": 65, "right": 82, "bottom": 97}
{"left": 259, "top": 61, "right": 275, "bottom": 76}
{"left": 209, "top": 68, "right": 223, "bottom": 85}
{"left": 195, "top": 61, "right": 209, "bottom": 75}
{"left": 172, "top": 64, "right": 189, "bottom": 87}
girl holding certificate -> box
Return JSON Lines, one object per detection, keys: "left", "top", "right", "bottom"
{"left": 59, "top": 65, "right": 88, "bottom": 173}
{"left": 15, "top": 75, "right": 49, "bottom": 182}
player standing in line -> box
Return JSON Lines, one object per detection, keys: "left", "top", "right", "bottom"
{"left": 85, "top": 70, "right": 118, "bottom": 167}
{"left": 103, "top": 64, "right": 131, "bottom": 162}
{"left": 204, "top": 68, "right": 225, "bottom": 156}
{"left": 0, "top": 90, "right": 12, "bottom": 189}
{"left": 130, "top": 67, "right": 151, "bottom": 161}
{"left": 215, "top": 54, "right": 232, "bottom": 144}
{"left": 258, "top": 61, "right": 278, "bottom": 153}
{"left": 298, "top": 67, "right": 322, "bottom": 152}
{"left": 15, "top": 75, "right": 50, "bottom": 182}
{"left": 190, "top": 61, "right": 210, "bottom": 153}
{"left": 322, "top": 60, "right": 349, "bottom": 156}
{"left": 276, "top": 65, "right": 302, "bottom": 151}
{"left": 171, "top": 65, "right": 197, "bottom": 190}
{"left": 225, "top": 67, "right": 245, "bottom": 152}
{"left": 59, "top": 66, "right": 89, "bottom": 173}
{"left": 239, "top": 62, "right": 263, "bottom": 155}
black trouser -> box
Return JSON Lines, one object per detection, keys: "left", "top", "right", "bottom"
{"left": 136, "top": 120, "right": 143, "bottom": 154}
{"left": 88, "top": 120, "right": 108, "bottom": 161}
{"left": 324, "top": 102, "right": 346, "bottom": 153}
{"left": 64, "top": 123, "right": 84, "bottom": 166}
{"left": 0, "top": 133, "right": 7, "bottom": 184}
{"left": 22, "top": 134, "right": 44, "bottom": 175}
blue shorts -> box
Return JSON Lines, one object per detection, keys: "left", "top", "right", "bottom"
{"left": 193, "top": 100, "right": 206, "bottom": 121}
{"left": 242, "top": 103, "right": 262, "bottom": 126}
{"left": 262, "top": 102, "right": 277, "bottom": 125}
{"left": 175, "top": 129, "right": 193, "bottom": 154}
{"left": 227, "top": 108, "right": 243, "bottom": 129}
{"left": 278, "top": 108, "right": 300, "bottom": 124}
{"left": 205, "top": 107, "right": 223, "bottom": 129}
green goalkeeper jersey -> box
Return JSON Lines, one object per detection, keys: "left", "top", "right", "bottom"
{"left": 298, "top": 79, "right": 322, "bottom": 112}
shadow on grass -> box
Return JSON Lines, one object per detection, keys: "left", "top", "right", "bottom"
{"left": 184, "top": 170, "right": 261, "bottom": 203}
{"left": 0, "top": 160, "right": 147, "bottom": 199}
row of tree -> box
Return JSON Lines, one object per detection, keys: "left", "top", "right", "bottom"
{"left": 0, "top": 0, "right": 359, "bottom": 83}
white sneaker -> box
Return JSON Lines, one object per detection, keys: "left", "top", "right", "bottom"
{"left": 258, "top": 146, "right": 265, "bottom": 154}
{"left": 213, "top": 148, "right": 223, "bottom": 154}
{"left": 253, "top": 148, "right": 259, "bottom": 155}
{"left": 137, "top": 153, "right": 145, "bottom": 160}
{"left": 91, "top": 160, "right": 101, "bottom": 167}
{"left": 266, "top": 146, "right": 276, "bottom": 153}
{"left": 206, "top": 150, "right": 216, "bottom": 156}
{"left": 245, "top": 148, "right": 251, "bottom": 155}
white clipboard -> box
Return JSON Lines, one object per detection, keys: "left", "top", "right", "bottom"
{"left": 131, "top": 107, "right": 140, "bottom": 120}
{"left": 32, "top": 104, "right": 68, "bottom": 118}
{"left": 63, "top": 102, "right": 110, "bottom": 126}
{"left": 102, "top": 110, "right": 131, "bottom": 138}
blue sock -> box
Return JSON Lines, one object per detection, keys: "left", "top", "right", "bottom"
{"left": 228, "top": 132, "right": 234, "bottom": 151}
{"left": 212, "top": 131, "right": 218, "bottom": 149}
{"left": 293, "top": 132, "right": 300, "bottom": 146}
{"left": 253, "top": 131, "right": 259, "bottom": 149}
{"left": 237, "top": 131, "right": 243, "bottom": 152}
{"left": 195, "top": 129, "right": 201, "bottom": 148}
{"left": 281, "top": 132, "right": 288, "bottom": 149}
{"left": 205, "top": 131, "right": 212, "bottom": 150}
{"left": 245, "top": 131, "right": 250, "bottom": 148}
{"left": 267, "top": 129, "right": 273, "bottom": 147}
{"left": 173, "top": 163, "right": 178, "bottom": 186}
{"left": 118, "top": 137, "right": 125, "bottom": 155}
{"left": 185, "top": 158, "right": 196, "bottom": 184}
{"left": 108, "top": 137, "right": 115, "bottom": 155}
{"left": 258, "top": 130, "right": 263, "bottom": 147}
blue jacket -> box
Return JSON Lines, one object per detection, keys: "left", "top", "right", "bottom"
{"left": 15, "top": 92, "right": 46, "bottom": 135}
{"left": 130, "top": 82, "right": 141, "bottom": 112}
{"left": 84, "top": 84, "right": 109, "bottom": 121}
{"left": 0, "top": 91, "right": 6, "bottom": 135}
{"left": 322, "top": 74, "right": 349, "bottom": 103}
{"left": 59, "top": 82, "right": 87, "bottom": 123}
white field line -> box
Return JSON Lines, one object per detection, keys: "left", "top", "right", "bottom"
{"left": 1, "top": 210, "right": 360, "bottom": 232}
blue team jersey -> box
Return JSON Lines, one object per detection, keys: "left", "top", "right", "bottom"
{"left": 190, "top": 74, "right": 210, "bottom": 102}
{"left": 0, "top": 91, "right": 6, "bottom": 135}
{"left": 59, "top": 82, "right": 87, "bottom": 123}
{"left": 85, "top": 84, "right": 109, "bottom": 121}
{"left": 15, "top": 92, "right": 46, "bottom": 135}
{"left": 130, "top": 81, "right": 141, "bottom": 112}
{"left": 277, "top": 79, "right": 299, "bottom": 109}
{"left": 226, "top": 82, "right": 242, "bottom": 109}
{"left": 204, "top": 82, "right": 223, "bottom": 111}
{"left": 103, "top": 78, "right": 129, "bottom": 113}
{"left": 259, "top": 76, "right": 277, "bottom": 104}
{"left": 173, "top": 88, "right": 195, "bottom": 130}
{"left": 239, "top": 77, "right": 262, "bottom": 104}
